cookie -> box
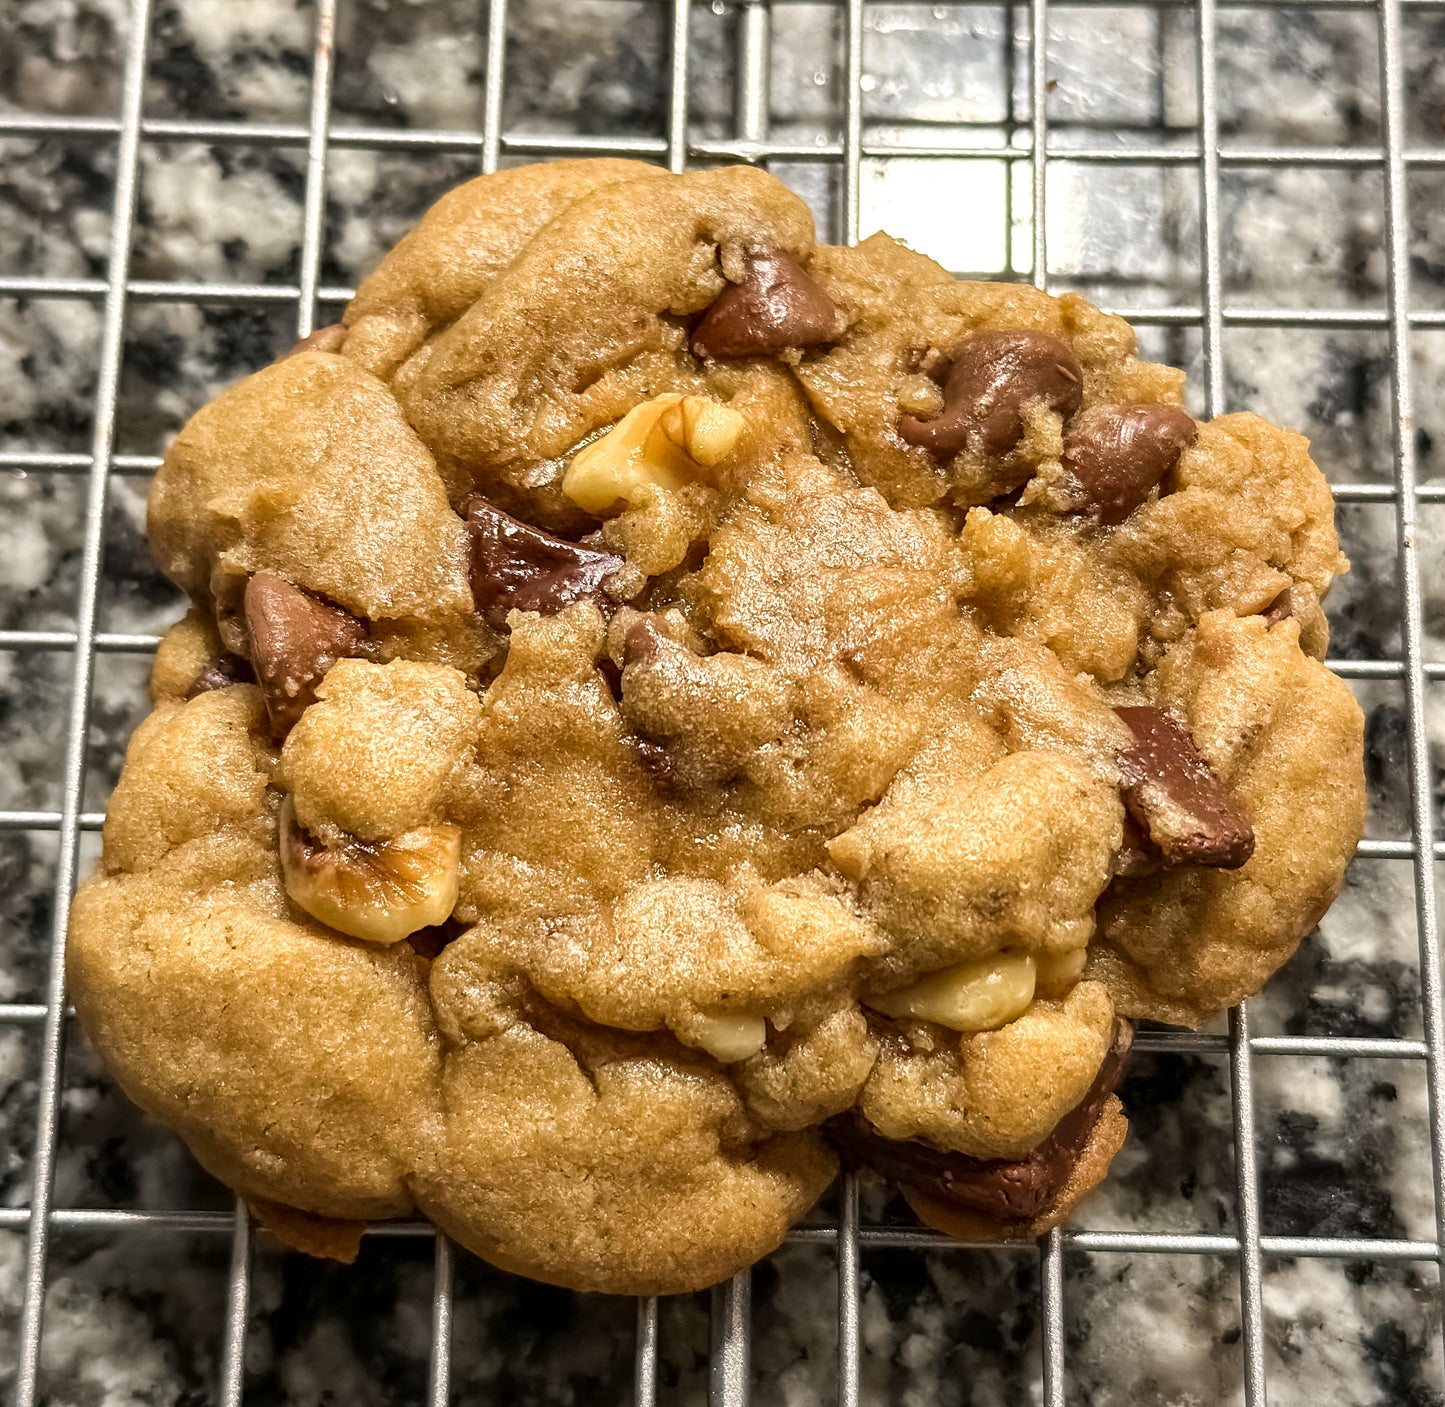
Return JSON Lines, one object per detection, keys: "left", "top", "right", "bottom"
{"left": 69, "top": 160, "right": 1365, "bottom": 1294}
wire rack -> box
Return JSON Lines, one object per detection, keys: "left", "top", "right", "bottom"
{"left": 0, "top": 0, "right": 1443, "bottom": 1402}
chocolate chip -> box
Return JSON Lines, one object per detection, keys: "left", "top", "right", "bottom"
{"left": 691, "top": 249, "right": 841, "bottom": 361}
{"left": 897, "top": 330, "right": 1083, "bottom": 461}
{"left": 1115, "top": 705, "right": 1255, "bottom": 869}
{"left": 1262, "top": 587, "right": 1293, "bottom": 627}
{"left": 282, "top": 324, "right": 348, "bottom": 359}
{"left": 829, "top": 1021, "right": 1131, "bottom": 1224}
{"left": 622, "top": 619, "right": 664, "bottom": 668}
{"left": 185, "top": 654, "right": 255, "bottom": 700}
{"left": 632, "top": 737, "right": 674, "bottom": 781}
{"left": 407, "top": 916, "right": 469, "bottom": 961}
{"left": 1113, "top": 812, "right": 1161, "bottom": 879}
{"left": 598, "top": 655, "right": 624, "bottom": 701}
{"left": 243, "top": 571, "right": 368, "bottom": 735}
{"left": 186, "top": 664, "right": 233, "bottom": 698}
{"left": 1061, "top": 404, "right": 1197, "bottom": 525}
{"left": 462, "top": 496, "right": 625, "bottom": 632}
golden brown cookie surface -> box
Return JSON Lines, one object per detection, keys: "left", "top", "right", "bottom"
{"left": 70, "top": 161, "right": 1364, "bottom": 1294}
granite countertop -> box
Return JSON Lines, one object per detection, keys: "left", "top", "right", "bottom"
{"left": 2, "top": 1, "right": 1445, "bottom": 1403}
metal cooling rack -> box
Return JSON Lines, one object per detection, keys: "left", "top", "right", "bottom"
{"left": 1, "top": 0, "right": 1443, "bottom": 1403}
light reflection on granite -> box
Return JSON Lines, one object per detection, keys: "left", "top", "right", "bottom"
{"left": 2, "top": 0, "right": 1445, "bottom": 1403}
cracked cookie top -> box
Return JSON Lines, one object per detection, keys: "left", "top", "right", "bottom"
{"left": 70, "top": 160, "right": 1365, "bottom": 1294}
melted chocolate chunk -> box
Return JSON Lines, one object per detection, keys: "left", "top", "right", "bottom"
{"left": 185, "top": 654, "right": 255, "bottom": 700}
{"left": 1061, "top": 404, "right": 1198, "bottom": 525}
{"left": 898, "top": 330, "right": 1083, "bottom": 461}
{"left": 691, "top": 249, "right": 841, "bottom": 361}
{"left": 1115, "top": 705, "right": 1255, "bottom": 869}
{"left": 1262, "top": 587, "right": 1293, "bottom": 627}
{"left": 829, "top": 1023, "right": 1131, "bottom": 1224}
{"left": 463, "top": 496, "right": 625, "bottom": 632}
{"left": 243, "top": 571, "right": 368, "bottom": 735}
{"left": 282, "top": 324, "right": 348, "bottom": 358}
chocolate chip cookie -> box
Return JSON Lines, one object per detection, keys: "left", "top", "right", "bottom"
{"left": 69, "top": 159, "right": 1365, "bottom": 1294}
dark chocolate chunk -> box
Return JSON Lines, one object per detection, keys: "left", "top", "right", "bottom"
{"left": 462, "top": 496, "right": 625, "bottom": 632}
{"left": 1061, "top": 404, "right": 1197, "bottom": 525}
{"left": 829, "top": 1022, "right": 1131, "bottom": 1224}
{"left": 691, "top": 249, "right": 841, "bottom": 361}
{"left": 1115, "top": 705, "right": 1255, "bottom": 869}
{"left": 243, "top": 571, "right": 368, "bottom": 735}
{"left": 1262, "top": 587, "right": 1293, "bottom": 627}
{"left": 898, "top": 330, "right": 1083, "bottom": 461}
{"left": 185, "top": 654, "right": 255, "bottom": 700}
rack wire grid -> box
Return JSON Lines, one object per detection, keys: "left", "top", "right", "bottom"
{"left": 1, "top": 0, "right": 1444, "bottom": 1402}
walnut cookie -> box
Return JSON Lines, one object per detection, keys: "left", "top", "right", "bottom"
{"left": 69, "top": 159, "right": 1365, "bottom": 1295}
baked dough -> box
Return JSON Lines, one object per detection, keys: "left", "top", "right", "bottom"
{"left": 69, "top": 161, "right": 1365, "bottom": 1293}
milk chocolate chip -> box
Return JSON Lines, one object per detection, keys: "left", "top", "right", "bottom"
{"left": 1262, "top": 587, "right": 1293, "bottom": 627}
{"left": 282, "top": 324, "right": 348, "bottom": 358}
{"left": 898, "top": 330, "right": 1083, "bottom": 461}
{"left": 691, "top": 249, "right": 841, "bottom": 360}
{"left": 623, "top": 618, "right": 664, "bottom": 668}
{"left": 1061, "top": 404, "right": 1197, "bottom": 525}
{"left": 463, "top": 496, "right": 624, "bottom": 632}
{"left": 829, "top": 1021, "right": 1131, "bottom": 1224}
{"left": 1115, "top": 705, "right": 1255, "bottom": 869}
{"left": 243, "top": 571, "right": 368, "bottom": 735}
{"left": 185, "top": 654, "right": 255, "bottom": 700}
{"left": 1113, "top": 813, "right": 1161, "bottom": 880}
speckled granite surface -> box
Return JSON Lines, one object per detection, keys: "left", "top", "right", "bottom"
{"left": 2, "top": 1, "right": 1445, "bottom": 1403}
